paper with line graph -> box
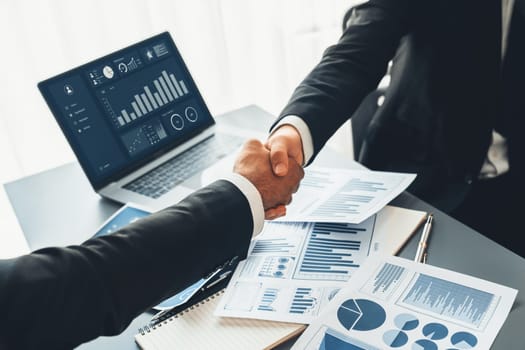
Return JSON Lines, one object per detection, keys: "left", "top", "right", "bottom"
{"left": 275, "top": 167, "right": 416, "bottom": 224}
{"left": 214, "top": 206, "right": 426, "bottom": 324}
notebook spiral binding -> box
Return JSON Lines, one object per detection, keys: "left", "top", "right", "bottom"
{"left": 137, "top": 289, "right": 226, "bottom": 336}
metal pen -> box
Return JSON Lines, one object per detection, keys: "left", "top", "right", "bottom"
{"left": 414, "top": 213, "right": 433, "bottom": 263}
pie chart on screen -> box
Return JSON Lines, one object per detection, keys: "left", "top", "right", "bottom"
{"left": 337, "top": 299, "right": 386, "bottom": 331}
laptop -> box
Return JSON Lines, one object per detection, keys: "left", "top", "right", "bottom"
{"left": 38, "top": 32, "right": 244, "bottom": 210}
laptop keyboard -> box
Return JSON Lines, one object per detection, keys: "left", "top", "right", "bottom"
{"left": 123, "top": 134, "right": 243, "bottom": 199}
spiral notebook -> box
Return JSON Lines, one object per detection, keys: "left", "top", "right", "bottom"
{"left": 134, "top": 289, "right": 306, "bottom": 349}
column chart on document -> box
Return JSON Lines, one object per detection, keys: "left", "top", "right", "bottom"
{"left": 214, "top": 215, "right": 378, "bottom": 324}
{"left": 275, "top": 167, "right": 416, "bottom": 224}
{"left": 290, "top": 255, "right": 517, "bottom": 350}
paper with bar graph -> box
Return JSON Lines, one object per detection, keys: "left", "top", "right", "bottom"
{"left": 214, "top": 206, "right": 426, "bottom": 324}
{"left": 274, "top": 167, "right": 416, "bottom": 224}
{"left": 290, "top": 255, "right": 517, "bottom": 350}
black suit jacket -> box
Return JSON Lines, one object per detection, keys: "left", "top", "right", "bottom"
{"left": 0, "top": 180, "right": 253, "bottom": 349}
{"left": 277, "top": 0, "right": 524, "bottom": 211}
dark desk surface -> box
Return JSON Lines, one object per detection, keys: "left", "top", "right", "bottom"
{"left": 5, "top": 105, "right": 524, "bottom": 349}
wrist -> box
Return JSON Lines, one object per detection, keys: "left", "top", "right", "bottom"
{"left": 221, "top": 173, "right": 265, "bottom": 236}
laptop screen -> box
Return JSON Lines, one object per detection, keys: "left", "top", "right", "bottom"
{"left": 38, "top": 32, "right": 215, "bottom": 190}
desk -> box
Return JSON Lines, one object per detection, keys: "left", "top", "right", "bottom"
{"left": 4, "top": 105, "right": 524, "bottom": 349}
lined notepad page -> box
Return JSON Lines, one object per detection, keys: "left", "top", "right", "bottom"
{"left": 135, "top": 291, "right": 305, "bottom": 350}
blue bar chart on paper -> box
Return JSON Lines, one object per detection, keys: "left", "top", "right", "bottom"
{"left": 311, "top": 178, "right": 387, "bottom": 218}
{"left": 289, "top": 288, "right": 320, "bottom": 315}
{"left": 223, "top": 282, "right": 334, "bottom": 319}
{"left": 216, "top": 213, "right": 384, "bottom": 323}
{"left": 360, "top": 263, "right": 407, "bottom": 299}
{"left": 252, "top": 238, "right": 297, "bottom": 254}
{"left": 300, "top": 169, "right": 336, "bottom": 189}
{"left": 289, "top": 255, "right": 517, "bottom": 350}
{"left": 399, "top": 273, "right": 499, "bottom": 329}
{"left": 258, "top": 288, "right": 279, "bottom": 312}
{"left": 276, "top": 167, "right": 416, "bottom": 224}
{"left": 294, "top": 216, "right": 375, "bottom": 281}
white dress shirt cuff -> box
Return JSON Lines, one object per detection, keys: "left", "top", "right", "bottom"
{"left": 222, "top": 173, "right": 265, "bottom": 237}
{"left": 271, "top": 115, "right": 314, "bottom": 165}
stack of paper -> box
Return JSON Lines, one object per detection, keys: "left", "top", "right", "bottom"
{"left": 214, "top": 206, "right": 426, "bottom": 324}
{"left": 214, "top": 167, "right": 423, "bottom": 325}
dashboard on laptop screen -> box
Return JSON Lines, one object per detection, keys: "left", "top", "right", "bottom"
{"left": 38, "top": 32, "right": 215, "bottom": 189}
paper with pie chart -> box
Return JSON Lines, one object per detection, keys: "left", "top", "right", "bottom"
{"left": 212, "top": 216, "right": 377, "bottom": 324}
{"left": 214, "top": 206, "right": 426, "bottom": 324}
{"left": 291, "top": 255, "right": 517, "bottom": 350}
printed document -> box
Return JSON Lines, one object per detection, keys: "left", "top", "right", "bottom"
{"left": 275, "top": 167, "right": 416, "bottom": 224}
{"left": 214, "top": 206, "right": 426, "bottom": 324}
{"left": 290, "top": 255, "right": 517, "bottom": 350}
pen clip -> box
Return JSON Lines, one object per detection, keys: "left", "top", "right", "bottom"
{"left": 414, "top": 213, "right": 433, "bottom": 263}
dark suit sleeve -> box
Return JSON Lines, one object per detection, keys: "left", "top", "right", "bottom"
{"left": 0, "top": 180, "right": 254, "bottom": 350}
{"left": 275, "top": 0, "right": 412, "bottom": 163}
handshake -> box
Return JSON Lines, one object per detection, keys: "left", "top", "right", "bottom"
{"left": 234, "top": 125, "right": 305, "bottom": 220}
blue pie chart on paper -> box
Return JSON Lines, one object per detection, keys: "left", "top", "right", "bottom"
{"left": 394, "top": 313, "right": 419, "bottom": 331}
{"left": 422, "top": 323, "right": 449, "bottom": 340}
{"left": 450, "top": 332, "right": 478, "bottom": 349}
{"left": 383, "top": 330, "right": 408, "bottom": 347}
{"left": 412, "top": 339, "right": 438, "bottom": 350}
{"left": 337, "top": 299, "right": 386, "bottom": 331}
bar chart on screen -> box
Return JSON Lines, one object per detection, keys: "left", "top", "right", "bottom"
{"left": 98, "top": 68, "right": 190, "bottom": 128}
{"left": 94, "top": 50, "right": 193, "bottom": 129}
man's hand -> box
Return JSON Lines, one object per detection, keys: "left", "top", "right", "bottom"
{"left": 265, "top": 125, "right": 304, "bottom": 177}
{"left": 234, "top": 139, "right": 304, "bottom": 220}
